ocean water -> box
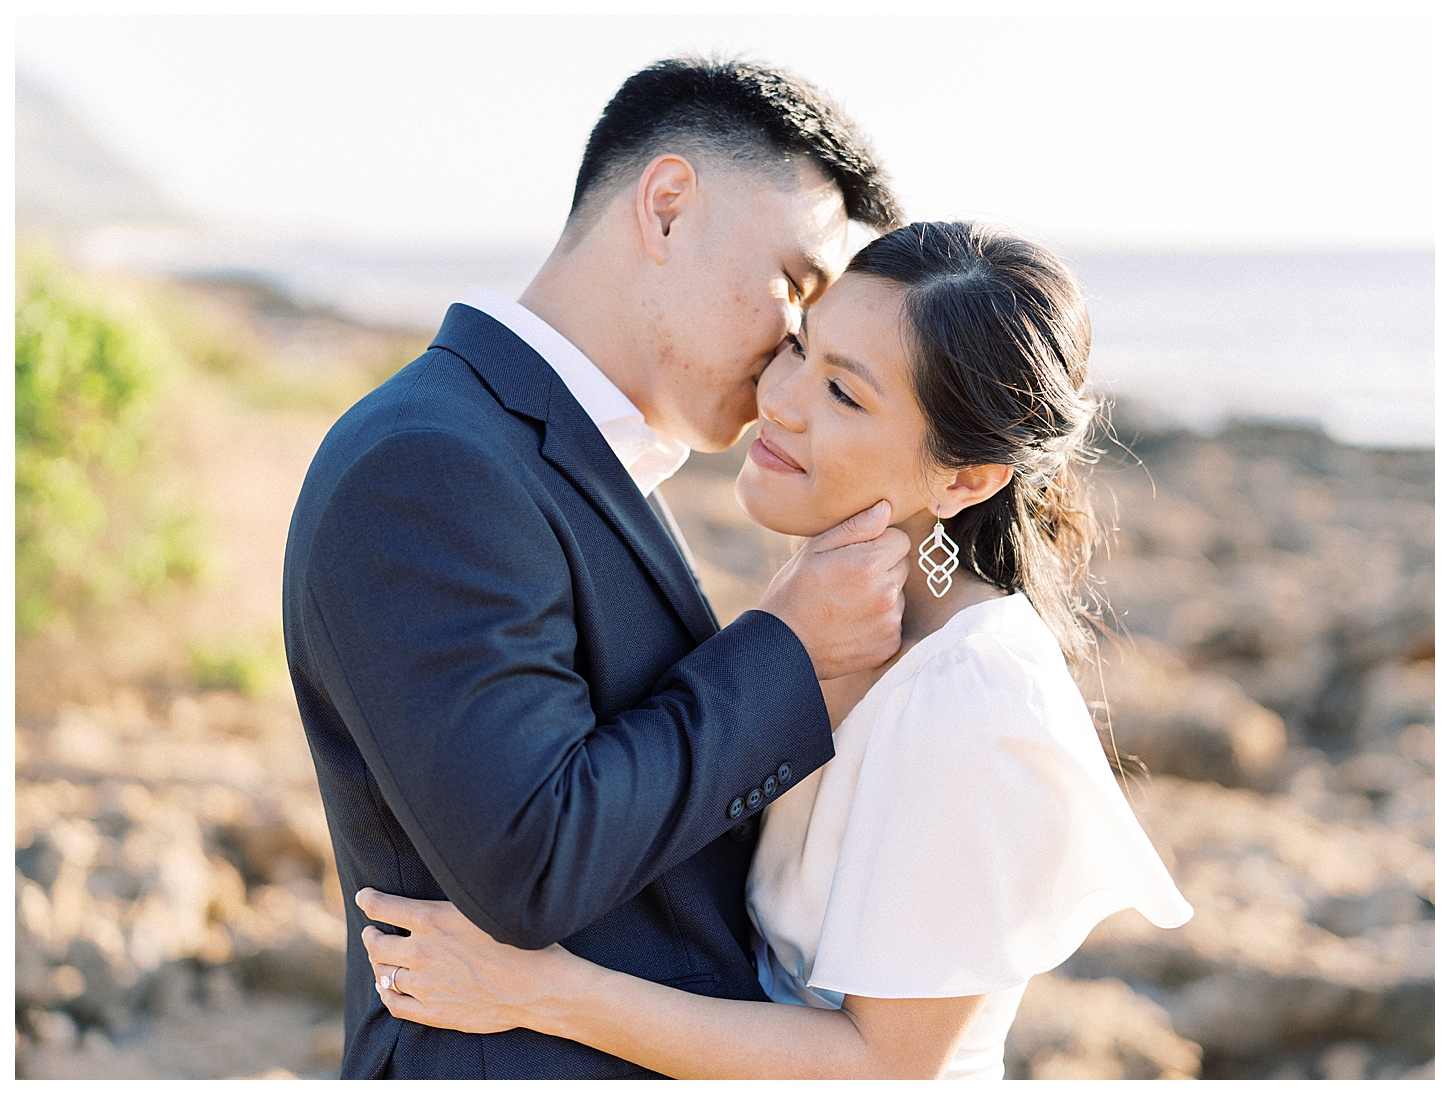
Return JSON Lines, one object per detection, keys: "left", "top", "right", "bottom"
{"left": 1066, "top": 250, "right": 1434, "bottom": 449}
{"left": 78, "top": 228, "right": 1433, "bottom": 449}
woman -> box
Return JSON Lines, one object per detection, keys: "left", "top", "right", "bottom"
{"left": 355, "top": 221, "right": 1193, "bottom": 1079}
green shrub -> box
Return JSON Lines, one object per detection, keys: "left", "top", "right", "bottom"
{"left": 189, "top": 640, "right": 278, "bottom": 698}
{"left": 15, "top": 254, "right": 201, "bottom": 633}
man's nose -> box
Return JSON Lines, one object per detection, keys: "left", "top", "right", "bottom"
{"left": 782, "top": 299, "right": 803, "bottom": 339}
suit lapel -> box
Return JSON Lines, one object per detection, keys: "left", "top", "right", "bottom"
{"left": 432, "top": 304, "right": 719, "bottom": 646}
{"left": 539, "top": 389, "right": 719, "bottom": 645}
{"left": 648, "top": 491, "right": 720, "bottom": 632}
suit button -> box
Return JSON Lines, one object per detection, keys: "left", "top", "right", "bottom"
{"left": 729, "top": 819, "right": 756, "bottom": 842}
{"left": 777, "top": 762, "right": 792, "bottom": 784}
{"left": 746, "top": 788, "right": 763, "bottom": 810}
{"left": 728, "top": 797, "right": 745, "bottom": 820}
{"left": 762, "top": 774, "right": 778, "bottom": 797}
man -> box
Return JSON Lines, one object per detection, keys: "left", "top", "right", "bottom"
{"left": 283, "top": 57, "right": 908, "bottom": 1079}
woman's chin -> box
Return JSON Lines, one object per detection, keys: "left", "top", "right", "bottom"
{"left": 734, "top": 475, "right": 832, "bottom": 539}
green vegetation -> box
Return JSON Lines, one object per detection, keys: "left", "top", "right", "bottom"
{"left": 15, "top": 253, "right": 202, "bottom": 634}
{"left": 188, "top": 638, "right": 280, "bottom": 698}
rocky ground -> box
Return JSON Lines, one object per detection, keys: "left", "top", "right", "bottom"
{"left": 14, "top": 278, "right": 1434, "bottom": 1079}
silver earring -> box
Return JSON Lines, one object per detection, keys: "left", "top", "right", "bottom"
{"left": 917, "top": 510, "right": 959, "bottom": 599}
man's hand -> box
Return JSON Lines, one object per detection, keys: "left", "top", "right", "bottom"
{"left": 756, "top": 500, "right": 910, "bottom": 681}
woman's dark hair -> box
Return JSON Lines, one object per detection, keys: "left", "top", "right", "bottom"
{"left": 848, "top": 221, "right": 1102, "bottom": 668}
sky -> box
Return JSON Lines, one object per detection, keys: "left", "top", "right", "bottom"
{"left": 15, "top": 2, "right": 1437, "bottom": 252}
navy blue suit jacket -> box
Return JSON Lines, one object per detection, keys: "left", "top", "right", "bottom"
{"left": 282, "top": 304, "right": 835, "bottom": 1078}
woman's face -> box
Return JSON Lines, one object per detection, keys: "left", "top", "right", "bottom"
{"left": 735, "top": 272, "right": 944, "bottom": 538}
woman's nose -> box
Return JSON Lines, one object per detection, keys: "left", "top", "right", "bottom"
{"left": 758, "top": 358, "right": 808, "bottom": 433}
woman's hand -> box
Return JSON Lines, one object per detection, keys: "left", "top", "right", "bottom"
{"left": 355, "top": 888, "right": 574, "bottom": 1036}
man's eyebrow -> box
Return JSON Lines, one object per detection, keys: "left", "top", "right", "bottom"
{"left": 823, "top": 351, "right": 886, "bottom": 397}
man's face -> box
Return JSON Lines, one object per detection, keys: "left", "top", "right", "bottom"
{"left": 639, "top": 160, "right": 851, "bottom": 453}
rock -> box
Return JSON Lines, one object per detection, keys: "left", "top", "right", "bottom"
{"left": 1228, "top": 1040, "right": 1433, "bottom": 1080}
{"left": 1355, "top": 662, "right": 1434, "bottom": 749}
{"left": 15, "top": 688, "right": 350, "bottom": 1064}
{"left": 27, "top": 1009, "right": 79, "bottom": 1050}
{"left": 1004, "top": 972, "right": 1201, "bottom": 1079}
{"left": 17, "top": 992, "right": 346, "bottom": 1080}
{"left": 1085, "top": 640, "right": 1287, "bottom": 788}
{"left": 1065, "top": 777, "right": 1434, "bottom": 1061}
{"left": 1319, "top": 1040, "right": 1375, "bottom": 1080}
{"left": 62, "top": 934, "right": 142, "bottom": 1030}
{"left": 122, "top": 805, "right": 214, "bottom": 972}
{"left": 1090, "top": 425, "right": 1432, "bottom": 748}
{"left": 1279, "top": 728, "right": 1434, "bottom": 849}
{"left": 1309, "top": 887, "right": 1431, "bottom": 938}
{"left": 232, "top": 885, "right": 346, "bottom": 1004}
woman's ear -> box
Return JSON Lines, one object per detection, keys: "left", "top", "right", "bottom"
{"left": 635, "top": 154, "right": 698, "bottom": 265}
{"left": 937, "top": 464, "right": 1012, "bottom": 518}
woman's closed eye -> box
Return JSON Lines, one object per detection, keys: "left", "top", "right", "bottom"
{"left": 784, "top": 333, "right": 805, "bottom": 357}
{"left": 827, "top": 379, "right": 862, "bottom": 410}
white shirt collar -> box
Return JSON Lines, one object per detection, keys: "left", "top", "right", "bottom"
{"left": 457, "top": 288, "right": 690, "bottom": 497}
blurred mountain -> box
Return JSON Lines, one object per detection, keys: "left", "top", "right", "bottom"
{"left": 17, "top": 71, "right": 183, "bottom": 234}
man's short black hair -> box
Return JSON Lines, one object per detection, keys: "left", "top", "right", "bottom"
{"left": 570, "top": 56, "right": 902, "bottom": 232}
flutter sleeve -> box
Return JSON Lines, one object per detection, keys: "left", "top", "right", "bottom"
{"left": 806, "top": 628, "right": 1193, "bottom": 1000}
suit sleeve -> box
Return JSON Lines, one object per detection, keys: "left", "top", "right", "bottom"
{"left": 299, "top": 428, "right": 833, "bottom": 949}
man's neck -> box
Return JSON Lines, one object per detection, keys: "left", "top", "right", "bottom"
{"left": 517, "top": 233, "right": 654, "bottom": 428}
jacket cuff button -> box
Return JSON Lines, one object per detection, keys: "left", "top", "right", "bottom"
{"left": 728, "top": 797, "right": 745, "bottom": 820}
{"left": 777, "top": 762, "right": 792, "bottom": 784}
{"left": 762, "top": 774, "right": 778, "bottom": 797}
{"left": 746, "top": 788, "right": 763, "bottom": 810}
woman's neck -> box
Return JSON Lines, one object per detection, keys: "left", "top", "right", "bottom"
{"left": 896, "top": 510, "right": 1003, "bottom": 644}
{"left": 819, "top": 511, "right": 1002, "bottom": 730}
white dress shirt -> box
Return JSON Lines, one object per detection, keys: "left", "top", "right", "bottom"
{"left": 457, "top": 288, "right": 691, "bottom": 497}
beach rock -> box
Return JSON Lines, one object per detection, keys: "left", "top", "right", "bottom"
{"left": 1084, "top": 640, "right": 1286, "bottom": 788}
{"left": 232, "top": 884, "right": 347, "bottom": 1004}
{"left": 17, "top": 991, "right": 346, "bottom": 1081}
{"left": 1065, "top": 777, "right": 1434, "bottom": 1062}
{"left": 1279, "top": 719, "right": 1434, "bottom": 848}
{"left": 1354, "top": 662, "right": 1434, "bottom": 749}
{"left": 1004, "top": 972, "right": 1201, "bottom": 1079}
{"left": 15, "top": 688, "right": 348, "bottom": 1062}
{"left": 1091, "top": 424, "right": 1432, "bottom": 747}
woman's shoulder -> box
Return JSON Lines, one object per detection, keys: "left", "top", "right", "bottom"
{"left": 861, "top": 592, "right": 1102, "bottom": 768}
{"left": 895, "top": 594, "right": 1076, "bottom": 705}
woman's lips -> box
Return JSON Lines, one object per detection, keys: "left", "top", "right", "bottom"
{"left": 749, "top": 437, "right": 806, "bottom": 474}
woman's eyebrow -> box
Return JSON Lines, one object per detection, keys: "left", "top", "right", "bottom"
{"left": 822, "top": 351, "right": 886, "bottom": 397}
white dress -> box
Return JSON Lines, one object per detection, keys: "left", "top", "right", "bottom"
{"left": 745, "top": 593, "right": 1194, "bottom": 1079}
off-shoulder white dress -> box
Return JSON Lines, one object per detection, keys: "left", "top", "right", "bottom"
{"left": 746, "top": 593, "right": 1194, "bottom": 1080}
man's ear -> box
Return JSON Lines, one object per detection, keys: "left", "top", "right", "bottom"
{"left": 635, "top": 154, "right": 698, "bottom": 265}
{"left": 937, "top": 464, "right": 1013, "bottom": 517}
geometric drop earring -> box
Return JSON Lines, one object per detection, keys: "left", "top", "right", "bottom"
{"left": 917, "top": 505, "right": 960, "bottom": 598}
